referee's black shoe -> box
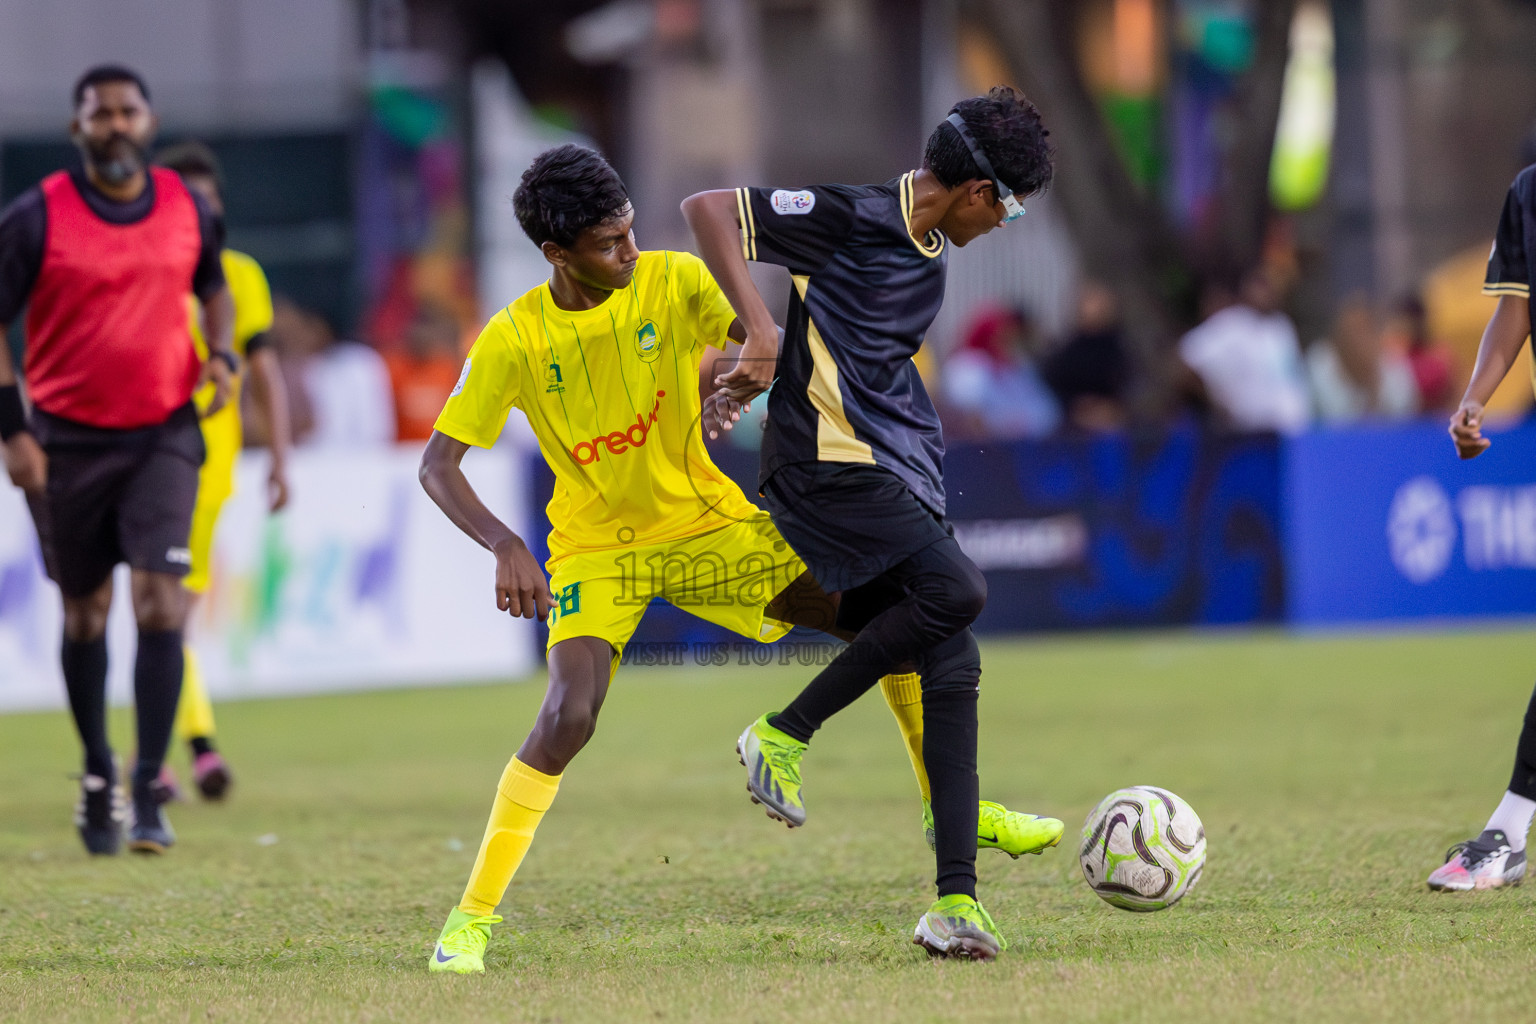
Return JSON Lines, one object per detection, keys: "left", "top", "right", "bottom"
{"left": 127, "top": 778, "right": 177, "bottom": 854}
{"left": 74, "top": 773, "right": 126, "bottom": 856}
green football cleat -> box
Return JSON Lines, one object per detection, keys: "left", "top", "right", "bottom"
{"left": 923, "top": 799, "right": 1064, "bottom": 858}
{"left": 737, "top": 713, "right": 807, "bottom": 827}
{"left": 429, "top": 908, "right": 502, "bottom": 974}
{"left": 913, "top": 894, "right": 1006, "bottom": 960}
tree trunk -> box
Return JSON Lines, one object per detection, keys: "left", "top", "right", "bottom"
{"left": 975, "top": 0, "right": 1298, "bottom": 355}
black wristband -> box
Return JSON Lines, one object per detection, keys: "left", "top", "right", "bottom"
{"left": 0, "top": 384, "right": 28, "bottom": 441}
{"left": 210, "top": 349, "right": 241, "bottom": 374}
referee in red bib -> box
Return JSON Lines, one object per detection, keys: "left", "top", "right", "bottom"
{"left": 0, "top": 66, "right": 236, "bottom": 855}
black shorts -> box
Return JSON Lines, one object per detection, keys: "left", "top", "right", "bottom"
{"left": 26, "top": 404, "right": 205, "bottom": 598}
{"left": 760, "top": 461, "right": 953, "bottom": 593}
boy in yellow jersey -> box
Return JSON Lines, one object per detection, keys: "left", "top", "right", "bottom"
{"left": 156, "top": 143, "right": 292, "bottom": 800}
{"left": 419, "top": 145, "right": 1061, "bottom": 974}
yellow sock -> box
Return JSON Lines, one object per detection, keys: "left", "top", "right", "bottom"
{"left": 879, "top": 672, "right": 930, "bottom": 802}
{"left": 458, "top": 756, "right": 562, "bottom": 916}
{"left": 174, "top": 645, "right": 217, "bottom": 743}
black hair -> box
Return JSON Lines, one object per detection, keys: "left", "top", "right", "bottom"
{"left": 155, "top": 140, "right": 222, "bottom": 187}
{"left": 73, "top": 65, "right": 150, "bottom": 108}
{"left": 513, "top": 144, "right": 630, "bottom": 248}
{"left": 923, "top": 86, "right": 1053, "bottom": 199}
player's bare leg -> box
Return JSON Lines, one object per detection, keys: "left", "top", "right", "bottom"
{"left": 433, "top": 635, "right": 612, "bottom": 973}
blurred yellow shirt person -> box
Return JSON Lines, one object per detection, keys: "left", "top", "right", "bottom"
{"left": 156, "top": 142, "right": 293, "bottom": 802}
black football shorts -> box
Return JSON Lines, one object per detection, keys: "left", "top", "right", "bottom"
{"left": 760, "top": 461, "right": 954, "bottom": 594}
{"left": 26, "top": 403, "right": 205, "bottom": 598}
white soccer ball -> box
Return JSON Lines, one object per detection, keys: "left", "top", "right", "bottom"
{"left": 1079, "top": 785, "right": 1206, "bottom": 912}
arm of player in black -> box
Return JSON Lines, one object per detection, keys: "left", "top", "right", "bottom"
{"left": 244, "top": 340, "right": 292, "bottom": 511}
{"left": 701, "top": 319, "right": 786, "bottom": 440}
{"left": 680, "top": 190, "right": 782, "bottom": 402}
{"left": 419, "top": 430, "right": 554, "bottom": 620}
{"left": 1449, "top": 294, "right": 1531, "bottom": 460}
{"left": 0, "top": 190, "right": 47, "bottom": 492}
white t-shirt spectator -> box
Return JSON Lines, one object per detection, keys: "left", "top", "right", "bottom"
{"left": 302, "top": 340, "right": 396, "bottom": 447}
{"left": 1179, "top": 304, "right": 1311, "bottom": 434}
{"left": 1306, "top": 344, "right": 1419, "bottom": 423}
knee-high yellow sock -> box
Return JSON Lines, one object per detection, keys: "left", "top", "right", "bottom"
{"left": 174, "top": 645, "right": 216, "bottom": 743}
{"left": 879, "top": 672, "right": 930, "bottom": 802}
{"left": 458, "top": 756, "right": 562, "bottom": 916}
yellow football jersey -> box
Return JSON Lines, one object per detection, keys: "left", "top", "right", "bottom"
{"left": 435, "top": 250, "right": 759, "bottom": 568}
{"left": 191, "top": 248, "right": 274, "bottom": 417}
{"left": 192, "top": 249, "right": 274, "bottom": 494}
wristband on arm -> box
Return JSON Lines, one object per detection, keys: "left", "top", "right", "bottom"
{"left": 210, "top": 349, "right": 241, "bottom": 374}
{"left": 0, "top": 384, "right": 28, "bottom": 441}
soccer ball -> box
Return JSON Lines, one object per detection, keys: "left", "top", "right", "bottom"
{"left": 1079, "top": 786, "right": 1206, "bottom": 912}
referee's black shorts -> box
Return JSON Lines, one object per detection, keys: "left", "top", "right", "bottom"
{"left": 760, "top": 461, "right": 954, "bottom": 595}
{"left": 26, "top": 403, "right": 205, "bottom": 598}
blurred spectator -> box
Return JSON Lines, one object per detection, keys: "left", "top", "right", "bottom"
{"left": 1040, "top": 280, "right": 1131, "bottom": 432}
{"left": 1388, "top": 293, "right": 1458, "bottom": 415}
{"left": 1306, "top": 296, "right": 1418, "bottom": 422}
{"left": 267, "top": 297, "right": 395, "bottom": 448}
{"left": 1178, "top": 267, "right": 1311, "bottom": 434}
{"left": 941, "top": 306, "right": 1059, "bottom": 440}
{"left": 385, "top": 303, "right": 466, "bottom": 441}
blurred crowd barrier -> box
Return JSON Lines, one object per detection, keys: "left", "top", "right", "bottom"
{"left": 0, "top": 445, "right": 533, "bottom": 712}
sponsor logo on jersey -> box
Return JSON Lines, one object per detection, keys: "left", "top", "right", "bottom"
{"left": 571, "top": 391, "right": 666, "bottom": 465}
{"left": 166, "top": 547, "right": 192, "bottom": 566}
{"left": 636, "top": 320, "right": 660, "bottom": 362}
{"left": 450, "top": 357, "right": 471, "bottom": 397}
{"left": 545, "top": 362, "right": 565, "bottom": 394}
{"left": 770, "top": 189, "right": 815, "bottom": 215}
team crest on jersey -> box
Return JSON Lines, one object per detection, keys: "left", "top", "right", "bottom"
{"left": 450, "top": 357, "right": 471, "bottom": 397}
{"left": 545, "top": 362, "right": 565, "bottom": 394}
{"left": 770, "top": 189, "right": 815, "bottom": 215}
{"left": 636, "top": 320, "right": 661, "bottom": 362}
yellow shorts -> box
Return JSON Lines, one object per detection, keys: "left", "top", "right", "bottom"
{"left": 545, "top": 510, "right": 808, "bottom": 664}
{"left": 185, "top": 405, "right": 241, "bottom": 595}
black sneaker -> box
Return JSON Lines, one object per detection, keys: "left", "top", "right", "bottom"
{"left": 74, "top": 773, "right": 125, "bottom": 855}
{"left": 1427, "top": 829, "right": 1527, "bottom": 891}
{"left": 127, "top": 778, "right": 176, "bottom": 854}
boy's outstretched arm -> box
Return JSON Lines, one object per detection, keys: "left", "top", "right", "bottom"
{"left": 419, "top": 430, "right": 553, "bottom": 620}
{"left": 681, "top": 190, "right": 778, "bottom": 401}
{"left": 1450, "top": 295, "right": 1531, "bottom": 459}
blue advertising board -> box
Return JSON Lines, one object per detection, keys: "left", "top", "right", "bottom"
{"left": 944, "top": 430, "right": 1285, "bottom": 631}
{"left": 524, "top": 428, "right": 1286, "bottom": 652}
{"left": 1284, "top": 419, "right": 1536, "bottom": 624}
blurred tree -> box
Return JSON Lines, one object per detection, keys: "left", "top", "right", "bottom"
{"left": 973, "top": 0, "right": 1298, "bottom": 389}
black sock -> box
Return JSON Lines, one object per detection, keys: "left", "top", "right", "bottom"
{"left": 1510, "top": 681, "right": 1536, "bottom": 800}
{"left": 924, "top": 688, "right": 980, "bottom": 899}
{"left": 61, "top": 636, "right": 112, "bottom": 780}
{"left": 190, "top": 736, "right": 215, "bottom": 757}
{"left": 132, "top": 630, "right": 184, "bottom": 788}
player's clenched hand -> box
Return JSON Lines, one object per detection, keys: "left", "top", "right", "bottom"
{"left": 494, "top": 535, "right": 553, "bottom": 621}
{"left": 3, "top": 432, "right": 47, "bottom": 494}
{"left": 198, "top": 356, "right": 235, "bottom": 418}
{"left": 1449, "top": 401, "right": 1492, "bottom": 460}
{"left": 702, "top": 391, "right": 750, "bottom": 440}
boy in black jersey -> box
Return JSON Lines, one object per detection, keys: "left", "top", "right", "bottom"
{"left": 683, "top": 86, "right": 1053, "bottom": 959}
{"left": 1429, "top": 163, "right": 1536, "bottom": 892}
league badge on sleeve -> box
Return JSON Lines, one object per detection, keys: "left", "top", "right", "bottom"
{"left": 770, "top": 189, "right": 816, "bottom": 215}
{"left": 450, "top": 357, "right": 472, "bottom": 397}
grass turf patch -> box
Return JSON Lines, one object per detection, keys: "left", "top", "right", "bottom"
{"left": 1, "top": 627, "right": 1533, "bottom": 1022}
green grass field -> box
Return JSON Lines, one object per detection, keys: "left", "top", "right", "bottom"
{"left": 3, "top": 627, "right": 1535, "bottom": 1023}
